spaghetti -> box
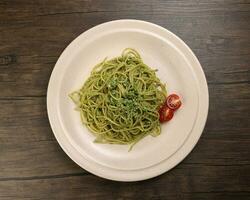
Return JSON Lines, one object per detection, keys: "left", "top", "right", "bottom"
{"left": 70, "top": 48, "right": 167, "bottom": 150}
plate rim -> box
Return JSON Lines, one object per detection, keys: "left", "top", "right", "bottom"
{"left": 47, "top": 19, "right": 209, "bottom": 181}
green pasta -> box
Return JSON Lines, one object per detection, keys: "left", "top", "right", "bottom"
{"left": 70, "top": 48, "right": 167, "bottom": 150}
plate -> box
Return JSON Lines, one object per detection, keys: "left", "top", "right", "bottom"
{"left": 47, "top": 20, "right": 209, "bottom": 181}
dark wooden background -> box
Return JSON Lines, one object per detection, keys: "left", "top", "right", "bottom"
{"left": 0, "top": 0, "right": 250, "bottom": 199}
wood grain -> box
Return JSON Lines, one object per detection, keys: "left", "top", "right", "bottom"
{"left": 0, "top": 0, "right": 250, "bottom": 199}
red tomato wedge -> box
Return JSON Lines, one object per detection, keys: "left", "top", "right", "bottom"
{"left": 165, "top": 94, "right": 182, "bottom": 111}
{"left": 159, "top": 106, "right": 174, "bottom": 122}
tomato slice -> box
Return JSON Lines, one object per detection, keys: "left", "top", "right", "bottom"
{"left": 159, "top": 106, "right": 174, "bottom": 122}
{"left": 166, "top": 94, "right": 182, "bottom": 111}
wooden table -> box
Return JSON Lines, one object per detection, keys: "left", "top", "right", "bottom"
{"left": 1, "top": 1, "right": 250, "bottom": 199}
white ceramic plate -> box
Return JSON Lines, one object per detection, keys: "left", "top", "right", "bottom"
{"left": 47, "top": 20, "right": 209, "bottom": 181}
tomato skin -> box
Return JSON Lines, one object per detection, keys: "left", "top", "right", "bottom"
{"left": 159, "top": 106, "right": 174, "bottom": 122}
{"left": 165, "top": 94, "right": 182, "bottom": 111}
